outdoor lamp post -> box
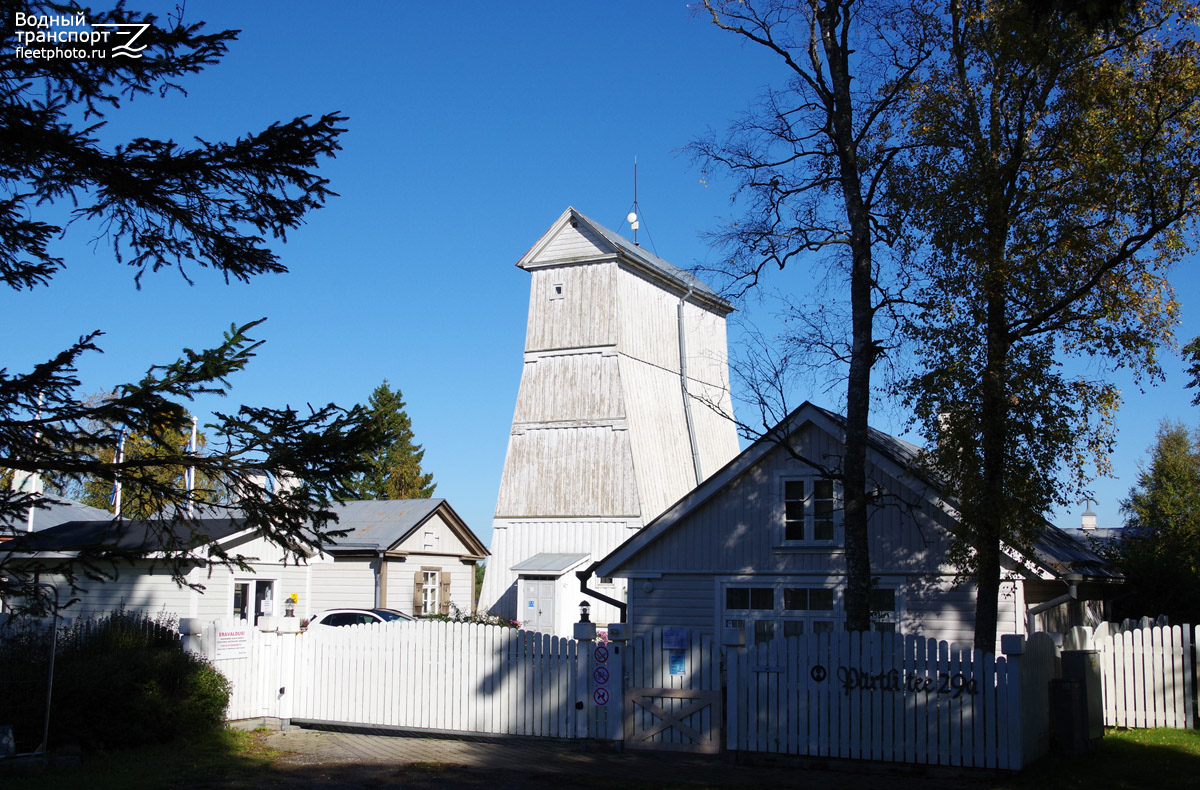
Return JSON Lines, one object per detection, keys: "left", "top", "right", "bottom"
{"left": 574, "top": 600, "right": 596, "bottom": 640}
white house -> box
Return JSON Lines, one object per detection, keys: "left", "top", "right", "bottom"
{"left": 587, "top": 402, "right": 1121, "bottom": 649}
{"left": 479, "top": 207, "right": 741, "bottom": 631}
{"left": 1, "top": 498, "right": 487, "bottom": 623}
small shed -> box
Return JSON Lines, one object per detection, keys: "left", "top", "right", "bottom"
{"left": 510, "top": 552, "right": 590, "bottom": 633}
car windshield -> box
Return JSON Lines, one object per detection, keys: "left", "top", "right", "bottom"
{"left": 374, "top": 610, "right": 406, "bottom": 622}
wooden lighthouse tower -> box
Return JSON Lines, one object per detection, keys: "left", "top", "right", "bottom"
{"left": 478, "top": 207, "right": 739, "bottom": 630}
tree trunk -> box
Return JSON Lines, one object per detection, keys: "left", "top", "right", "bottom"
{"left": 820, "top": 0, "right": 874, "bottom": 632}
{"left": 974, "top": 259, "right": 1010, "bottom": 651}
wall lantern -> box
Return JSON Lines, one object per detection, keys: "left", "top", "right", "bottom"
{"left": 579, "top": 600, "right": 591, "bottom": 623}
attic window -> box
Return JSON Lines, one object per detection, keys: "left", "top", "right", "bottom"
{"left": 550, "top": 282, "right": 565, "bottom": 300}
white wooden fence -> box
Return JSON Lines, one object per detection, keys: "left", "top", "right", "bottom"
{"left": 190, "top": 619, "right": 592, "bottom": 738}
{"left": 1070, "top": 623, "right": 1195, "bottom": 730}
{"left": 726, "top": 632, "right": 1035, "bottom": 770}
{"left": 189, "top": 618, "right": 1200, "bottom": 769}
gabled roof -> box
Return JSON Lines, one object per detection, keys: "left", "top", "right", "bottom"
{"left": 592, "top": 401, "right": 1115, "bottom": 582}
{"left": 1, "top": 493, "right": 114, "bottom": 534}
{"left": 516, "top": 206, "right": 733, "bottom": 315}
{"left": 3, "top": 513, "right": 244, "bottom": 556}
{"left": 3, "top": 498, "right": 489, "bottom": 561}
{"left": 324, "top": 499, "right": 488, "bottom": 559}
{"left": 510, "top": 552, "right": 590, "bottom": 575}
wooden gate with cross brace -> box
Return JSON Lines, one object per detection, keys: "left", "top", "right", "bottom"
{"left": 624, "top": 627, "right": 722, "bottom": 753}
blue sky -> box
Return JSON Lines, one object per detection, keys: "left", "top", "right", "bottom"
{"left": 5, "top": 2, "right": 1198, "bottom": 548}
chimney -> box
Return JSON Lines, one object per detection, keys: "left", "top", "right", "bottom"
{"left": 1081, "top": 500, "right": 1097, "bottom": 531}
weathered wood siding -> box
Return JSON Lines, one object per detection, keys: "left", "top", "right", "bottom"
{"left": 617, "top": 265, "right": 683, "bottom": 373}
{"left": 524, "top": 264, "right": 617, "bottom": 353}
{"left": 688, "top": 379, "right": 740, "bottom": 483}
{"left": 482, "top": 213, "right": 739, "bottom": 626}
{"left": 494, "top": 425, "right": 640, "bottom": 518}
{"left": 618, "top": 355, "right": 700, "bottom": 522}
{"left": 535, "top": 217, "right": 609, "bottom": 262}
{"left": 682, "top": 299, "right": 733, "bottom": 388}
{"left": 512, "top": 352, "right": 624, "bottom": 424}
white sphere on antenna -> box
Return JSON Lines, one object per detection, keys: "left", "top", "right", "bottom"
{"left": 627, "top": 212, "right": 638, "bottom": 224}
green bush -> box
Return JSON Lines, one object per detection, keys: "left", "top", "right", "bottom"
{"left": 0, "top": 609, "right": 231, "bottom": 752}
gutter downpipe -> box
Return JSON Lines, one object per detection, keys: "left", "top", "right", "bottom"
{"left": 1025, "top": 575, "right": 1081, "bottom": 635}
{"left": 577, "top": 565, "right": 627, "bottom": 622}
{"left": 677, "top": 287, "right": 704, "bottom": 486}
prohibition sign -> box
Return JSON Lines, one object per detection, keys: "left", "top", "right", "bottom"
{"left": 593, "top": 666, "right": 610, "bottom": 685}
{"left": 593, "top": 644, "right": 609, "bottom": 663}
{"left": 593, "top": 687, "right": 610, "bottom": 706}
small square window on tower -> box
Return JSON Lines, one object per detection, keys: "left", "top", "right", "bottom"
{"left": 550, "top": 282, "right": 565, "bottom": 300}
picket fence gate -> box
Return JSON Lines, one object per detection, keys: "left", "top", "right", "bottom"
{"left": 624, "top": 627, "right": 721, "bottom": 753}
{"left": 1066, "top": 622, "right": 1196, "bottom": 730}
{"left": 189, "top": 618, "right": 593, "bottom": 739}
{"left": 726, "top": 631, "right": 1036, "bottom": 770}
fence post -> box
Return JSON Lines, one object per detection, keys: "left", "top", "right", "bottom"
{"left": 574, "top": 620, "right": 595, "bottom": 739}
{"left": 179, "top": 617, "right": 208, "bottom": 658}
{"left": 276, "top": 618, "right": 301, "bottom": 726}
{"left": 1001, "top": 634, "right": 1025, "bottom": 769}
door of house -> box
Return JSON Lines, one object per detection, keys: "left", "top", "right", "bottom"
{"left": 233, "top": 579, "right": 275, "bottom": 625}
{"left": 520, "top": 576, "right": 556, "bottom": 633}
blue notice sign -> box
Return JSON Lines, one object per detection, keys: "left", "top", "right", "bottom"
{"left": 668, "top": 649, "right": 686, "bottom": 676}
{"left": 663, "top": 628, "right": 688, "bottom": 650}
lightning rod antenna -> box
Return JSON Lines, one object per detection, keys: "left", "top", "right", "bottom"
{"left": 626, "top": 156, "right": 640, "bottom": 246}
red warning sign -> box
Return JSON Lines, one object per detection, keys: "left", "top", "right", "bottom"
{"left": 593, "top": 687, "right": 610, "bottom": 706}
{"left": 593, "top": 644, "right": 609, "bottom": 663}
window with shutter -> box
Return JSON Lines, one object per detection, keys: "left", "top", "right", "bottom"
{"left": 411, "top": 575, "right": 424, "bottom": 617}
{"left": 439, "top": 571, "right": 451, "bottom": 615}
{"left": 418, "top": 566, "right": 440, "bottom": 617}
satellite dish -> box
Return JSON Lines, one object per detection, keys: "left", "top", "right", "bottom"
{"left": 627, "top": 212, "right": 637, "bottom": 224}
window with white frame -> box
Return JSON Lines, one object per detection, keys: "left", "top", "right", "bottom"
{"left": 724, "top": 585, "right": 776, "bottom": 644}
{"left": 782, "top": 477, "right": 838, "bottom": 543}
{"left": 781, "top": 586, "right": 837, "bottom": 637}
{"left": 722, "top": 579, "right": 899, "bottom": 644}
{"left": 421, "top": 569, "right": 440, "bottom": 615}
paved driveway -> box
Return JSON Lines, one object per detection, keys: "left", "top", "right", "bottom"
{"left": 243, "top": 725, "right": 1017, "bottom": 789}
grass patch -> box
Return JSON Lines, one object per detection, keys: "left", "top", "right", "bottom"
{"left": 11, "top": 727, "right": 281, "bottom": 790}
{"left": 1003, "top": 728, "right": 1200, "bottom": 790}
